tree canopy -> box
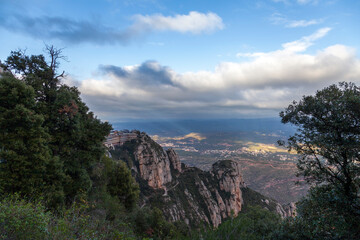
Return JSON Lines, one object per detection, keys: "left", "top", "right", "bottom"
{"left": 279, "top": 82, "right": 360, "bottom": 238}
{"left": 0, "top": 75, "right": 52, "bottom": 196}
{"left": 279, "top": 82, "right": 360, "bottom": 199}
{"left": 0, "top": 47, "right": 112, "bottom": 209}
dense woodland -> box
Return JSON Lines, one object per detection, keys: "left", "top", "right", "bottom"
{"left": 0, "top": 48, "right": 359, "bottom": 239}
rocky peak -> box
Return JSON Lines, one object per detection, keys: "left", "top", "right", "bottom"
{"left": 212, "top": 160, "right": 246, "bottom": 218}
{"left": 109, "top": 131, "right": 291, "bottom": 227}
{"left": 133, "top": 132, "right": 172, "bottom": 189}
{"left": 112, "top": 130, "right": 181, "bottom": 189}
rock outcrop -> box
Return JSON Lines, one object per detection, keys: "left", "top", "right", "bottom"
{"left": 166, "top": 149, "right": 182, "bottom": 173}
{"left": 212, "top": 161, "right": 245, "bottom": 218}
{"left": 283, "top": 202, "right": 297, "bottom": 217}
{"left": 110, "top": 130, "right": 289, "bottom": 227}
{"left": 134, "top": 134, "right": 172, "bottom": 189}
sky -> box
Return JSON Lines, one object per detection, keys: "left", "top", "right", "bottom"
{"left": 0, "top": 0, "right": 359, "bottom": 122}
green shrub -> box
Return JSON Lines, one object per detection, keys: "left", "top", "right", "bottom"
{"left": 49, "top": 200, "right": 137, "bottom": 240}
{"left": 192, "top": 206, "right": 280, "bottom": 240}
{"left": 273, "top": 186, "right": 360, "bottom": 240}
{"left": 0, "top": 194, "right": 51, "bottom": 240}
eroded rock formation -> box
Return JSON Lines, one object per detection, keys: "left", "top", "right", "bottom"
{"left": 110, "top": 130, "right": 289, "bottom": 227}
{"left": 134, "top": 134, "right": 172, "bottom": 189}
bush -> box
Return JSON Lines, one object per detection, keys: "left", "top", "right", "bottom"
{"left": 0, "top": 194, "right": 51, "bottom": 240}
{"left": 131, "top": 207, "right": 181, "bottom": 239}
{"left": 193, "top": 206, "right": 280, "bottom": 240}
{"left": 273, "top": 186, "right": 360, "bottom": 240}
{"left": 0, "top": 194, "right": 138, "bottom": 240}
{"left": 49, "top": 200, "right": 137, "bottom": 240}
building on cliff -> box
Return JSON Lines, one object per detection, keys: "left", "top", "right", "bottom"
{"left": 105, "top": 130, "right": 139, "bottom": 149}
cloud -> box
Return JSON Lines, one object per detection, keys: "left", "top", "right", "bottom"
{"left": 281, "top": 27, "right": 331, "bottom": 52}
{"left": 78, "top": 28, "right": 360, "bottom": 120}
{"left": 270, "top": 13, "right": 323, "bottom": 28}
{"left": 99, "top": 61, "right": 177, "bottom": 87}
{"left": 0, "top": 11, "right": 223, "bottom": 44}
{"left": 0, "top": 14, "right": 132, "bottom": 45}
{"left": 286, "top": 19, "right": 322, "bottom": 27}
{"left": 131, "top": 11, "right": 224, "bottom": 34}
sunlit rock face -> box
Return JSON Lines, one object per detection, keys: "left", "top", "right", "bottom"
{"left": 134, "top": 134, "right": 172, "bottom": 189}
{"left": 212, "top": 160, "right": 246, "bottom": 219}
{"left": 109, "top": 131, "right": 289, "bottom": 227}
{"left": 110, "top": 131, "right": 180, "bottom": 189}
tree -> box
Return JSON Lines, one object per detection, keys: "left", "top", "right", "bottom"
{"left": 279, "top": 82, "right": 360, "bottom": 200}
{"left": 0, "top": 75, "right": 51, "bottom": 196}
{"left": 278, "top": 82, "right": 360, "bottom": 238}
{"left": 1, "top": 47, "right": 111, "bottom": 208}
{"left": 107, "top": 160, "right": 139, "bottom": 210}
{"left": 273, "top": 186, "right": 360, "bottom": 240}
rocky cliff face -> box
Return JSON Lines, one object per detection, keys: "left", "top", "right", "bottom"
{"left": 212, "top": 161, "right": 245, "bottom": 218}
{"left": 166, "top": 148, "right": 182, "bottom": 173}
{"left": 134, "top": 134, "right": 172, "bottom": 189}
{"left": 110, "top": 130, "right": 289, "bottom": 227}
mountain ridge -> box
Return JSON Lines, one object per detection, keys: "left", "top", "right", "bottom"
{"left": 108, "top": 130, "right": 294, "bottom": 227}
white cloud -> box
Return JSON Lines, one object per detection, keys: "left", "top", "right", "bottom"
{"left": 78, "top": 28, "right": 360, "bottom": 120}
{"left": 286, "top": 19, "right": 322, "bottom": 27}
{"left": 131, "top": 11, "right": 224, "bottom": 34}
{"left": 270, "top": 13, "right": 323, "bottom": 28}
{"left": 281, "top": 27, "right": 331, "bottom": 52}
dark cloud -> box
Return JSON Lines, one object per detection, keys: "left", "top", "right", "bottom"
{"left": 0, "top": 14, "right": 134, "bottom": 45}
{"left": 100, "top": 61, "right": 176, "bottom": 86}
{"left": 99, "top": 65, "right": 129, "bottom": 78}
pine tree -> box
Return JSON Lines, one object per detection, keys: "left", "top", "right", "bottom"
{"left": 107, "top": 159, "right": 139, "bottom": 209}
{"left": 0, "top": 75, "right": 51, "bottom": 196}
{"left": 1, "top": 47, "right": 111, "bottom": 207}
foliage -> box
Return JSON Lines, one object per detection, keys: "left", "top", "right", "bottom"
{"left": 278, "top": 82, "right": 360, "bottom": 238}
{"left": 0, "top": 74, "right": 65, "bottom": 207}
{"left": 0, "top": 193, "right": 138, "bottom": 240}
{"left": 49, "top": 200, "right": 137, "bottom": 240}
{"left": 0, "top": 48, "right": 111, "bottom": 209}
{"left": 131, "top": 207, "right": 182, "bottom": 239}
{"left": 192, "top": 206, "right": 280, "bottom": 240}
{"left": 274, "top": 186, "right": 360, "bottom": 239}
{"left": 107, "top": 159, "right": 140, "bottom": 210}
{"left": 0, "top": 194, "right": 51, "bottom": 240}
{"left": 279, "top": 82, "right": 360, "bottom": 199}
{"left": 241, "top": 187, "right": 278, "bottom": 213}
